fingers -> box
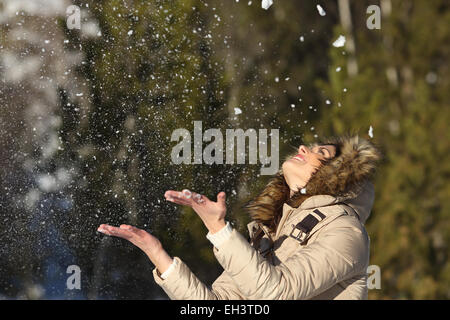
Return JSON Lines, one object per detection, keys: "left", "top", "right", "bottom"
{"left": 164, "top": 190, "right": 190, "bottom": 205}
{"left": 181, "top": 189, "right": 192, "bottom": 199}
{"left": 97, "top": 224, "right": 111, "bottom": 235}
{"left": 120, "top": 224, "right": 138, "bottom": 232}
{"left": 164, "top": 189, "right": 206, "bottom": 205}
{"left": 217, "top": 191, "right": 226, "bottom": 209}
{"left": 192, "top": 192, "right": 205, "bottom": 204}
{"left": 97, "top": 224, "right": 134, "bottom": 239}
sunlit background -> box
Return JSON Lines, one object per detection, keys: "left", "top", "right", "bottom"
{"left": 0, "top": 0, "right": 449, "bottom": 299}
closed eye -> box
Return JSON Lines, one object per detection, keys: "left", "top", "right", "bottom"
{"left": 320, "top": 147, "right": 331, "bottom": 158}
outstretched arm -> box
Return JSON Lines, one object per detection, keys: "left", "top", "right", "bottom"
{"left": 97, "top": 190, "right": 246, "bottom": 300}
{"left": 97, "top": 215, "right": 243, "bottom": 299}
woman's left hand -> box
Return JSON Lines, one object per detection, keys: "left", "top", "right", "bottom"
{"left": 164, "top": 189, "right": 227, "bottom": 234}
{"left": 97, "top": 224, "right": 173, "bottom": 274}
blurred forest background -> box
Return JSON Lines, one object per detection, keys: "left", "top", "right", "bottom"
{"left": 0, "top": 0, "right": 449, "bottom": 299}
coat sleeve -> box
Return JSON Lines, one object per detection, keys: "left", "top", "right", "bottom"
{"left": 212, "top": 222, "right": 369, "bottom": 300}
{"left": 152, "top": 257, "right": 245, "bottom": 300}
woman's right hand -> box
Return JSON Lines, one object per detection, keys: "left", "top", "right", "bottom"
{"left": 164, "top": 189, "right": 227, "bottom": 234}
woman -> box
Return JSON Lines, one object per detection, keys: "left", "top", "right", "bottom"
{"left": 98, "top": 134, "right": 382, "bottom": 299}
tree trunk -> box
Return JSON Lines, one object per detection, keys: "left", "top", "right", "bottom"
{"left": 337, "top": 0, "right": 358, "bottom": 76}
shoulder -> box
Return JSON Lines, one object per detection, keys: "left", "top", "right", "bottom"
{"left": 287, "top": 203, "right": 362, "bottom": 235}
{"left": 322, "top": 209, "right": 368, "bottom": 241}
{"left": 286, "top": 204, "right": 369, "bottom": 252}
{"left": 314, "top": 212, "right": 370, "bottom": 269}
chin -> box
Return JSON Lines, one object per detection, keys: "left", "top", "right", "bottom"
{"left": 282, "top": 158, "right": 300, "bottom": 171}
{"left": 281, "top": 160, "right": 293, "bottom": 174}
{"left": 282, "top": 160, "right": 302, "bottom": 182}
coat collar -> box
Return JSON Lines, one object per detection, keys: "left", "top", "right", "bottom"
{"left": 293, "top": 179, "right": 375, "bottom": 224}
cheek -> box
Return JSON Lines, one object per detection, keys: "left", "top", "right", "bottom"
{"left": 301, "top": 164, "right": 317, "bottom": 180}
{"left": 308, "top": 157, "right": 322, "bottom": 169}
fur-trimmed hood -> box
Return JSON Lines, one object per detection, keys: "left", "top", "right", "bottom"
{"left": 244, "top": 135, "right": 382, "bottom": 230}
{"left": 288, "top": 179, "right": 375, "bottom": 224}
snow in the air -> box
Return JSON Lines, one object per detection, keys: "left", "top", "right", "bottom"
{"left": 261, "top": 0, "right": 273, "bottom": 10}
{"left": 316, "top": 5, "right": 326, "bottom": 16}
{"left": 332, "top": 35, "right": 346, "bottom": 48}
{"left": 368, "top": 126, "right": 374, "bottom": 138}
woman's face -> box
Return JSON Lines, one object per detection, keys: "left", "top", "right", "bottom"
{"left": 282, "top": 144, "right": 337, "bottom": 194}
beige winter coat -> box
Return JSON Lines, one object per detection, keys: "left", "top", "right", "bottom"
{"left": 153, "top": 180, "right": 374, "bottom": 300}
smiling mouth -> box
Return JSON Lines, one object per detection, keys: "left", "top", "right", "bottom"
{"left": 292, "top": 154, "right": 306, "bottom": 162}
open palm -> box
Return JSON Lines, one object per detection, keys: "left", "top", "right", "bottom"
{"left": 97, "top": 224, "right": 162, "bottom": 256}
{"left": 164, "top": 189, "right": 227, "bottom": 233}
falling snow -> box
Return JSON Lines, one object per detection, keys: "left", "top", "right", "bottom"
{"left": 332, "top": 35, "right": 346, "bottom": 48}
{"left": 316, "top": 5, "right": 326, "bottom": 16}
{"left": 368, "top": 126, "right": 374, "bottom": 138}
{"left": 261, "top": 0, "right": 273, "bottom": 10}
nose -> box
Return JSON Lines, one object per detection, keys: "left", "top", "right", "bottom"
{"left": 298, "top": 145, "right": 309, "bottom": 155}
